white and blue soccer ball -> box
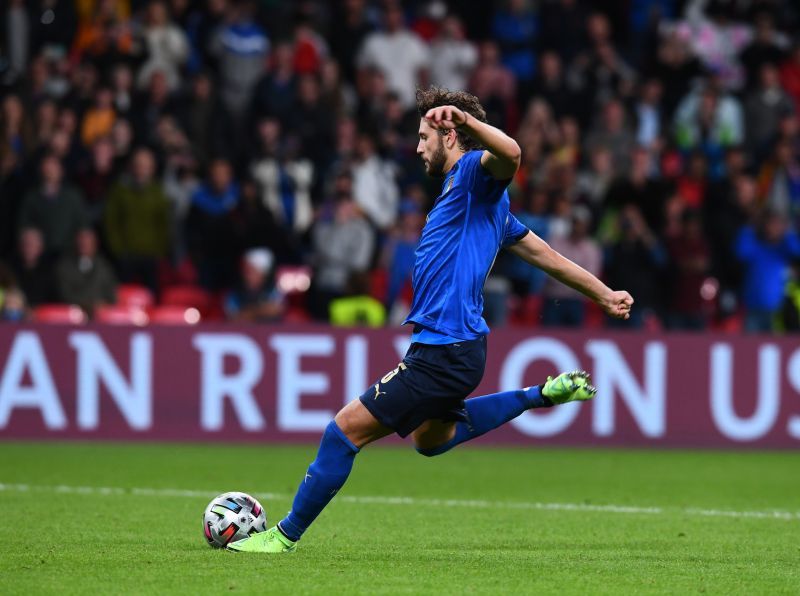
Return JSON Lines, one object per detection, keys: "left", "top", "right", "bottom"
{"left": 203, "top": 491, "right": 267, "bottom": 548}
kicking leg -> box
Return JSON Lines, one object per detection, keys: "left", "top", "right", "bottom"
{"left": 228, "top": 399, "right": 392, "bottom": 553}
{"left": 413, "top": 371, "right": 596, "bottom": 457}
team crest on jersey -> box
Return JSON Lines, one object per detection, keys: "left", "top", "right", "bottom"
{"left": 445, "top": 176, "right": 454, "bottom": 193}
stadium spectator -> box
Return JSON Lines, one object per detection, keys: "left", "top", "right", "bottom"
{"left": 104, "top": 148, "right": 170, "bottom": 294}
{"left": 230, "top": 177, "right": 296, "bottom": 265}
{"left": 757, "top": 140, "right": 800, "bottom": 222}
{"left": 381, "top": 199, "right": 424, "bottom": 315}
{"left": 17, "top": 154, "right": 87, "bottom": 260}
{"left": 356, "top": 3, "right": 430, "bottom": 109}
{"left": 429, "top": 15, "right": 477, "bottom": 93}
{"left": 250, "top": 42, "right": 296, "bottom": 125}
{"left": 187, "top": 158, "right": 239, "bottom": 290}
{"left": 665, "top": 209, "right": 711, "bottom": 330}
{"left": 11, "top": 227, "right": 57, "bottom": 307}
{"left": 604, "top": 205, "right": 667, "bottom": 328}
{"left": 533, "top": 51, "right": 576, "bottom": 121}
{"left": 780, "top": 42, "right": 800, "bottom": 114}
{"left": 209, "top": 0, "right": 269, "bottom": 119}
{"left": 250, "top": 117, "right": 313, "bottom": 241}
{"left": 735, "top": 210, "right": 800, "bottom": 332}
{"left": 328, "top": 0, "right": 374, "bottom": 84}
{"left": 585, "top": 99, "right": 636, "bottom": 176}
{"left": 224, "top": 247, "right": 284, "bottom": 323}
{"left": 55, "top": 227, "right": 117, "bottom": 316}
{"left": 76, "top": 136, "right": 118, "bottom": 226}
{"left": 351, "top": 131, "right": 400, "bottom": 231}
{"left": 604, "top": 146, "right": 667, "bottom": 235}
{"left": 310, "top": 194, "right": 374, "bottom": 320}
{"left": 136, "top": 0, "right": 190, "bottom": 92}
{"left": 81, "top": 87, "right": 116, "bottom": 149}
{"left": 468, "top": 41, "right": 517, "bottom": 131}
{"left": 739, "top": 12, "right": 789, "bottom": 89}
{"left": 491, "top": 0, "right": 538, "bottom": 96}
{"left": 744, "top": 63, "right": 794, "bottom": 161}
{"left": 541, "top": 205, "right": 602, "bottom": 327}
{"left": 673, "top": 84, "right": 744, "bottom": 157}
{"left": 180, "top": 71, "right": 234, "bottom": 168}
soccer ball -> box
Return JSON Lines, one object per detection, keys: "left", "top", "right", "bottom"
{"left": 203, "top": 492, "right": 267, "bottom": 548}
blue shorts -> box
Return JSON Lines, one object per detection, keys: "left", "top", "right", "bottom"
{"left": 359, "top": 337, "right": 487, "bottom": 438}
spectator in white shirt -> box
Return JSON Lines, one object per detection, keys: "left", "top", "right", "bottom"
{"left": 356, "top": 4, "right": 430, "bottom": 109}
{"left": 430, "top": 15, "right": 477, "bottom": 92}
{"left": 352, "top": 132, "right": 400, "bottom": 231}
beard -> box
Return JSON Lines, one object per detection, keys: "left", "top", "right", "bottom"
{"left": 425, "top": 137, "right": 448, "bottom": 178}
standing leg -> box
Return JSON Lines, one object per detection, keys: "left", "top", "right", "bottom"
{"left": 227, "top": 399, "right": 391, "bottom": 553}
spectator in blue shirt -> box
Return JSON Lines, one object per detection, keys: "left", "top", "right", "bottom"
{"left": 735, "top": 210, "right": 800, "bottom": 332}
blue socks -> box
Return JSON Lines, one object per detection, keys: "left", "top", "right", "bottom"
{"left": 416, "top": 386, "right": 551, "bottom": 457}
{"left": 278, "top": 421, "right": 359, "bottom": 542}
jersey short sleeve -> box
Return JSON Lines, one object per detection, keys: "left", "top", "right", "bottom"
{"left": 461, "top": 151, "right": 510, "bottom": 203}
{"left": 501, "top": 213, "right": 530, "bottom": 248}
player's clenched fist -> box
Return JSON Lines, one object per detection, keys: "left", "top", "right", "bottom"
{"left": 424, "top": 105, "right": 468, "bottom": 130}
{"left": 601, "top": 290, "right": 634, "bottom": 320}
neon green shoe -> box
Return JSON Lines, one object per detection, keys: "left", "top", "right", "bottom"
{"left": 542, "top": 370, "right": 597, "bottom": 404}
{"left": 226, "top": 526, "right": 297, "bottom": 553}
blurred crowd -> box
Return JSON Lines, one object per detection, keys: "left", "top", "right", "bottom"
{"left": 2, "top": 0, "right": 800, "bottom": 332}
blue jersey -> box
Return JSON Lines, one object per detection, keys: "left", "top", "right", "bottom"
{"left": 404, "top": 150, "right": 529, "bottom": 341}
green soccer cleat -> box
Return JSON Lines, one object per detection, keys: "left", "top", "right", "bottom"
{"left": 542, "top": 370, "right": 597, "bottom": 405}
{"left": 226, "top": 526, "right": 297, "bottom": 554}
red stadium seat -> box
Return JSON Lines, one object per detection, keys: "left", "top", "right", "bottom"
{"left": 95, "top": 305, "right": 149, "bottom": 326}
{"left": 117, "top": 284, "right": 155, "bottom": 309}
{"left": 149, "top": 305, "right": 202, "bottom": 325}
{"left": 161, "top": 285, "right": 211, "bottom": 311}
{"left": 33, "top": 304, "right": 87, "bottom": 324}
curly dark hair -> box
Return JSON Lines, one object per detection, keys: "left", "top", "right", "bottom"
{"left": 416, "top": 87, "right": 487, "bottom": 152}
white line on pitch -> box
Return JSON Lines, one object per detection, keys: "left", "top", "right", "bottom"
{"left": 0, "top": 482, "right": 798, "bottom": 522}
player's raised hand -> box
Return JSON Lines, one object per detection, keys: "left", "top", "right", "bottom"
{"left": 600, "top": 290, "right": 634, "bottom": 320}
{"left": 425, "top": 105, "right": 468, "bottom": 130}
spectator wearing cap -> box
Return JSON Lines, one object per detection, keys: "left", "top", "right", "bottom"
{"left": 17, "top": 154, "right": 88, "bottom": 260}
{"left": 541, "top": 205, "right": 602, "bottom": 327}
{"left": 55, "top": 227, "right": 117, "bottom": 317}
{"left": 104, "top": 147, "right": 170, "bottom": 295}
{"left": 225, "top": 248, "right": 284, "bottom": 323}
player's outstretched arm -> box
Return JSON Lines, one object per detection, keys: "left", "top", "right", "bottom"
{"left": 424, "top": 106, "right": 521, "bottom": 180}
{"left": 508, "top": 231, "right": 634, "bottom": 320}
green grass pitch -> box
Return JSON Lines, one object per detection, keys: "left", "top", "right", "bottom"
{"left": 0, "top": 443, "right": 798, "bottom": 595}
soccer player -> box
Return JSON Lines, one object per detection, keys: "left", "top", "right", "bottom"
{"left": 228, "top": 88, "right": 634, "bottom": 553}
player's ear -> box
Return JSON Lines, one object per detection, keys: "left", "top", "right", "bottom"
{"left": 445, "top": 129, "right": 458, "bottom": 150}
